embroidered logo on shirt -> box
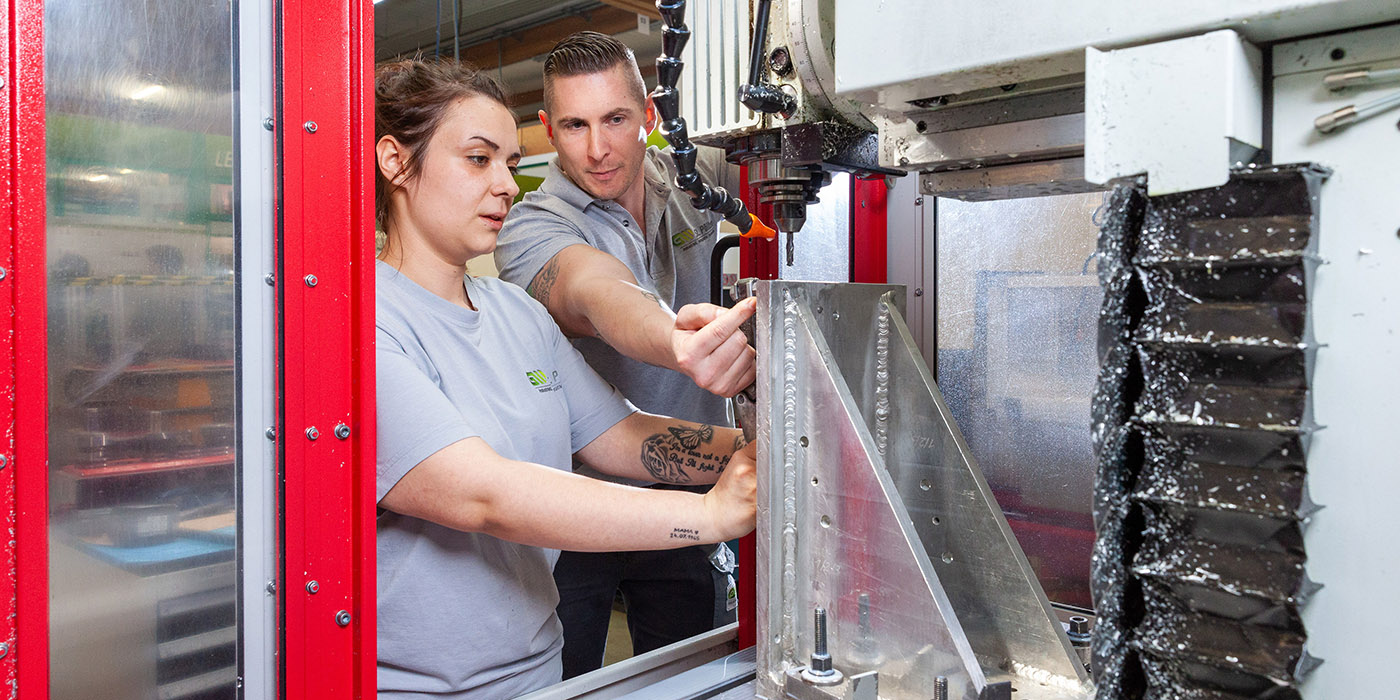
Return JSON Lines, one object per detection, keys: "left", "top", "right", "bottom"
{"left": 671, "top": 225, "right": 713, "bottom": 251}
{"left": 526, "top": 370, "right": 562, "bottom": 393}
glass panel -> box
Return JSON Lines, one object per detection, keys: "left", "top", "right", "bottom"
{"left": 934, "top": 193, "right": 1103, "bottom": 609}
{"left": 46, "top": 2, "right": 239, "bottom": 699}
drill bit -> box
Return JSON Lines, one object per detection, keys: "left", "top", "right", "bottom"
{"left": 785, "top": 231, "right": 795, "bottom": 266}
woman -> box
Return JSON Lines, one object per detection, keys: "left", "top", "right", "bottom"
{"left": 373, "top": 59, "right": 757, "bottom": 699}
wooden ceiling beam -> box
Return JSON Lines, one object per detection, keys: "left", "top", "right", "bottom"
{"left": 598, "top": 0, "right": 662, "bottom": 21}
{"left": 460, "top": 7, "right": 640, "bottom": 72}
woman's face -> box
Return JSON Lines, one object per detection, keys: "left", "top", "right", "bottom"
{"left": 388, "top": 94, "right": 521, "bottom": 263}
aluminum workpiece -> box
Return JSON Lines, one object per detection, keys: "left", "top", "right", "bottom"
{"left": 752, "top": 281, "right": 1092, "bottom": 700}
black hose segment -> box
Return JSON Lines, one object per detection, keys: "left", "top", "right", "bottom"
{"left": 653, "top": 0, "right": 753, "bottom": 232}
{"left": 736, "top": 0, "right": 795, "bottom": 115}
{"left": 710, "top": 235, "right": 743, "bottom": 306}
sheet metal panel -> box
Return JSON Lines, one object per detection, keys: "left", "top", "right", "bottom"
{"left": 0, "top": 0, "right": 48, "bottom": 695}
{"left": 1272, "top": 22, "right": 1400, "bottom": 700}
{"left": 277, "top": 0, "right": 377, "bottom": 697}
{"left": 833, "top": 0, "right": 1400, "bottom": 104}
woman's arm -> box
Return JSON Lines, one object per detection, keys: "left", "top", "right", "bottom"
{"left": 574, "top": 411, "right": 748, "bottom": 485}
{"left": 379, "top": 435, "right": 756, "bottom": 551}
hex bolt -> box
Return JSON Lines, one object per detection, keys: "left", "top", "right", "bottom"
{"left": 304, "top": 121, "right": 318, "bottom": 134}
{"left": 335, "top": 610, "right": 352, "bottom": 627}
{"left": 1067, "top": 615, "right": 1093, "bottom": 671}
{"left": 262, "top": 117, "right": 274, "bottom": 131}
{"left": 265, "top": 426, "right": 277, "bottom": 441}
{"left": 800, "top": 606, "right": 843, "bottom": 685}
{"left": 306, "top": 580, "right": 320, "bottom": 594}
{"left": 0, "top": 643, "right": 9, "bottom": 659}
{"left": 914, "top": 197, "right": 924, "bottom": 206}
{"left": 934, "top": 675, "right": 948, "bottom": 700}
{"left": 264, "top": 273, "right": 275, "bottom": 286}
{"left": 334, "top": 423, "right": 351, "bottom": 440}
{"left": 0, "top": 267, "right": 7, "bottom": 280}
{"left": 304, "top": 274, "right": 318, "bottom": 287}
{"left": 0, "top": 455, "right": 8, "bottom": 470}
{"left": 812, "top": 607, "right": 830, "bottom": 667}
{"left": 0, "top": 77, "right": 6, "bottom": 90}
{"left": 306, "top": 426, "right": 320, "bottom": 441}
{"left": 914, "top": 288, "right": 924, "bottom": 297}
{"left": 1068, "top": 615, "right": 1092, "bottom": 640}
{"left": 265, "top": 580, "right": 276, "bottom": 595}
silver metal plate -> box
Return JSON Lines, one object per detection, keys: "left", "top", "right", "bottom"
{"left": 754, "top": 281, "right": 1093, "bottom": 700}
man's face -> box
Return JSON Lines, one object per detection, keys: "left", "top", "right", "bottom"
{"left": 541, "top": 64, "right": 656, "bottom": 203}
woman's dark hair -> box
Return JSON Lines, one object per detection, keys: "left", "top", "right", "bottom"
{"left": 375, "top": 59, "right": 511, "bottom": 231}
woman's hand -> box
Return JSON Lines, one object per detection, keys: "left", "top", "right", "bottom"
{"left": 703, "top": 441, "right": 758, "bottom": 540}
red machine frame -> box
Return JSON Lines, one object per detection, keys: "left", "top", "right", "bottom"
{"left": 1, "top": 0, "right": 48, "bottom": 695}
{"left": 276, "top": 0, "right": 377, "bottom": 697}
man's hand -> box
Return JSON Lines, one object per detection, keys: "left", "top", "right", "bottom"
{"left": 703, "top": 441, "right": 757, "bottom": 541}
{"left": 671, "top": 298, "right": 757, "bottom": 397}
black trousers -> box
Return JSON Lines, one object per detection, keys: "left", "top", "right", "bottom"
{"left": 553, "top": 545, "right": 734, "bottom": 679}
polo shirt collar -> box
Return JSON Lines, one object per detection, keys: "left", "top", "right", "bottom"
{"left": 538, "top": 149, "right": 675, "bottom": 214}
{"left": 539, "top": 157, "right": 598, "bottom": 211}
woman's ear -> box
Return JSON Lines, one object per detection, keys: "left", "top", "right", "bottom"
{"left": 376, "top": 135, "right": 408, "bottom": 186}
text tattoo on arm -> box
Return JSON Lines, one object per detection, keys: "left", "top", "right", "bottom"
{"left": 640, "top": 424, "right": 732, "bottom": 484}
{"left": 527, "top": 257, "right": 562, "bottom": 308}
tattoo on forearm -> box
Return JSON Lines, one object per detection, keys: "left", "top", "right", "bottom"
{"left": 670, "top": 527, "right": 701, "bottom": 541}
{"left": 640, "top": 424, "right": 731, "bottom": 484}
{"left": 640, "top": 288, "right": 661, "bottom": 306}
{"left": 527, "top": 257, "right": 561, "bottom": 309}
{"left": 734, "top": 434, "right": 749, "bottom": 453}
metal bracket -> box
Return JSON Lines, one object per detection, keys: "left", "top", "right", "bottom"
{"left": 754, "top": 281, "right": 1093, "bottom": 700}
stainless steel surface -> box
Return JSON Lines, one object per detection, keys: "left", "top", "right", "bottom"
{"left": 745, "top": 155, "right": 818, "bottom": 235}
{"left": 920, "top": 158, "right": 1097, "bottom": 202}
{"left": 47, "top": 0, "right": 240, "bottom": 697}
{"left": 519, "top": 624, "right": 741, "bottom": 700}
{"left": 883, "top": 112, "right": 1084, "bottom": 173}
{"left": 754, "top": 281, "right": 1092, "bottom": 700}
{"left": 933, "top": 193, "right": 1103, "bottom": 609}
{"left": 610, "top": 646, "right": 755, "bottom": 700}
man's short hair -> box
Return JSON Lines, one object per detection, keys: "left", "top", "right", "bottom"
{"left": 542, "top": 31, "right": 647, "bottom": 114}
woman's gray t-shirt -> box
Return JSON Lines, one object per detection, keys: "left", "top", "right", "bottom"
{"left": 375, "top": 260, "right": 635, "bottom": 699}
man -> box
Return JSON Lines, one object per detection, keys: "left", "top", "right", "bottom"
{"left": 494, "top": 31, "right": 755, "bottom": 679}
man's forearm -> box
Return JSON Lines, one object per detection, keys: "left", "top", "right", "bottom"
{"left": 528, "top": 253, "right": 680, "bottom": 370}
{"left": 584, "top": 279, "right": 684, "bottom": 371}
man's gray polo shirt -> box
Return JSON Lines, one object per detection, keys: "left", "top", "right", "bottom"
{"left": 496, "top": 146, "right": 741, "bottom": 470}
